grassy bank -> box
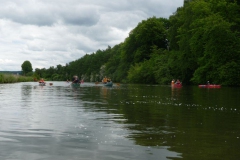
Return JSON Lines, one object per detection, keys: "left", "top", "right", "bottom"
{"left": 0, "top": 74, "right": 33, "bottom": 83}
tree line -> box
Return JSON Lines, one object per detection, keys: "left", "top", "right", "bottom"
{"left": 30, "top": 0, "right": 240, "bottom": 86}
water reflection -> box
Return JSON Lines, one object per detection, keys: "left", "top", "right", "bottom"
{"left": 1, "top": 82, "right": 240, "bottom": 159}
{"left": 84, "top": 84, "right": 240, "bottom": 160}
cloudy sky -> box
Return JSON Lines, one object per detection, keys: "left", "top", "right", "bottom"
{"left": 0, "top": 0, "right": 183, "bottom": 71}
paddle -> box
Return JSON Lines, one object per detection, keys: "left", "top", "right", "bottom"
{"left": 68, "top": 81, "right": 74, "bottom": 87}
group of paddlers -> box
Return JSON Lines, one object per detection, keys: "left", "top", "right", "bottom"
{"left": 102, "top": 76, "right": 111, "bottom": 83}
{"left": 171, "top": 79, "right": 181, "bottom": 85}
{"left": 66, "top": 75, "right": 112, "bottom": 84}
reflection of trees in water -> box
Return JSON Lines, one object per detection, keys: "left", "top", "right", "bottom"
{"left": 93, "top": 85, "right": 240, "bottom": 160}
{"left": 60, "top": 84, "right": 240, "bottom": 159}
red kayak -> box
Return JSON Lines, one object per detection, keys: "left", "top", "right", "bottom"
{"left": 198, "top": 84, "right": 221, "bottom": 88}
{"left": 172, "top": 83, "right": 182, "bottom": 88}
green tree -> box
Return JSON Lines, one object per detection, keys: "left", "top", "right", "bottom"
{"left": 190, "top": 0, "right": 240, "bottom": 85}
{"left": 105, "top": 43, "right": 123, "bottom": 82}
{"left": 122, "top": 17, "right": 168, "bottom": 64}
{"left": 119, "top": 17, "right": 169, "bottom": 82}
{"left": 21, "top": 60, "right": 33, "bottom": 75}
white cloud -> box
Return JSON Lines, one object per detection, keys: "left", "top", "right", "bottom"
{"left": 0, "top": 0, "right": 183, "bottom": 71}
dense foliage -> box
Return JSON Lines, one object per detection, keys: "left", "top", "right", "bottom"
{"left": 35, "top": 0, "right": 240, "bottom": 86}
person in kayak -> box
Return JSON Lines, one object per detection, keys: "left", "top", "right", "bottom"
{"left": 39, "top": 78, "right": 45, "bottom": 84}
{"left": 72, "top": 76, "right": 80, "bottom": 83}
{"left": 175, "top": 79, "right": 181, "bottom": 84}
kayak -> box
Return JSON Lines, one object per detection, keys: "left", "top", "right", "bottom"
{"left": 198, "top": 85, "right": 221, "bottom": 88}
{"left": 71, "top": 83, "right": 81, "bottom": 87}
{"left": 39, "top": 82, "right": 46, "bottom": 86}
{"left": 171, "top": 83, "right": 182, "bottom": 88}
{"left": 103, "top": 81, "right": 113, "bottom": 87}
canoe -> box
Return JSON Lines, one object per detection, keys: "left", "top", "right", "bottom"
{"left": 198, "top": 85, "right": 221, "bottom": 88}
{"left": 39, "top": 82, "right": 46, "bottom": 86}
{"left": 171, "top": 83, "right": 182, "bottom": 88}
{"left": 71, "top": 83, "right": 81, "bottom": 87}
{"left": 103, "top": 81, "right": 113, "bottom": 87}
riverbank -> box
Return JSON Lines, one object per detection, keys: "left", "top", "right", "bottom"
{"left": 0, "top": 73, "right": 33, "bottom": 83}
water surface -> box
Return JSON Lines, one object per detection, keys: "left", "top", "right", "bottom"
{"left": 0, "top": 82, "right": 239, "bottom": 160}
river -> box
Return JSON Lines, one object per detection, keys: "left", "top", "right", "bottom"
{"left": 0, "top": 82, "right": 239, "bottom": 160}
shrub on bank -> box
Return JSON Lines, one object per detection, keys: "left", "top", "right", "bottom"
{"left": 0, "top": 74, "right": 33, "bottom": 83}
